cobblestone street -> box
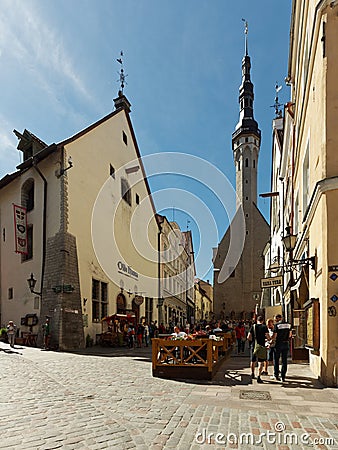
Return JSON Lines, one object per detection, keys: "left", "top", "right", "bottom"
{"left": 0, "top": 342, "right": 337, "bottom": 450}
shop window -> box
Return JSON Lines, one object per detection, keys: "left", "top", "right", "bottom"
{"left": 145, "top": 297, "right": 153, "bottom": 324}
{"left": 121, "top": 178, "right": 131, "bottom": 205}
{"left": 92, "top": 280, "right": 108, "bottom": 322}
{"left": 101, "top": 282, "right": 108, "bottom": 318}
{"left": 92, "top": 279, "right": 100, "bottom": 322}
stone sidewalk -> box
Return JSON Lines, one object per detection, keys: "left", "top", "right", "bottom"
{"left": 0, "top": 342, "right": 337, "bottom": 450}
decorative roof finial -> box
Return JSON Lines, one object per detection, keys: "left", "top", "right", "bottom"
{"left": 271, "top": 82, "right": 283, "bottom": 118}
{"left": 242, "top": 18, "right": 248, "bottom": 55}
{"left": 116, "top": 50, "right": 128, "bottom": 94}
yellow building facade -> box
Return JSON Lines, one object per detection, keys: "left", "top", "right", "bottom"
{"left": 281, "top": 0, "right": 338, "bottom": 386}
{"left": 0, "top": 94, "right": 158, "bottom": 349}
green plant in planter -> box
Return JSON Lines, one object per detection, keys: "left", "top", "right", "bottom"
{"left": 0, "top": 328, "right": 8, "bottom": 342}
{"left": 86, "top": 334, "right": 94, "bottom": 348}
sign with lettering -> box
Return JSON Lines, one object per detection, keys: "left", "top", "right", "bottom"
{"left": 260, "top": 276, "right": 283, "bottom": 288}
{"left": 117, "top": 260, "right": 139, "bottom": 280}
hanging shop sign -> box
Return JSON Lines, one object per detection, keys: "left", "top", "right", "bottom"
{"left": 13, "top": 204, "right": 28, "bottom": 254}
{"left": 260, "top": 276, "right": 283, "bottom": 289}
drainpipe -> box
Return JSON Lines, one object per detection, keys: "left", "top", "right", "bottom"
{"left": 32, "top": 160, "right": 47, "bottom": 301}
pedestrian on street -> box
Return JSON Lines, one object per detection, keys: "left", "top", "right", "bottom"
{"left": 272, "top": 314, "right": 292, "bottom": 382}
{"left": 247, "top": 316, "right": 269, "bottom": 383}
{"left": 263, "top": 317, "right": 276, "bottom": 376}
{"left": 42, "top": 318, "right": 51, "bottom": 350}
{"left": 6, "top": 320, "right": 17, "bottom": 348}
{"left": 235, "top": 321, "right": 246, "bottom": 354}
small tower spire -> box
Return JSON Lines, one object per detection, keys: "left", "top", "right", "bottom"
{"left": 242, "top": 18, "right": 248, "bottom": 56}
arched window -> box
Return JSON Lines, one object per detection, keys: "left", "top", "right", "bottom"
{"left": 121, "top": 178, "right": 131, "bottom": 206}
{"left": 116, "top": 293, "right": 126, "bottom": 314}
{"left": 21, "top": 179, "right": 34, "bottom": 212}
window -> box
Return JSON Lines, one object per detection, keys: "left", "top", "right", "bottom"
{"left": 238, "top": 161, "right": 241, "bottom": 171}
{"left": 245, "top": 158, "right": 248, "bottom": 167}
{"left": 136, "top": 193, "right": 140, "bottom": 205}
{"left": 101, "top": 282, "right": 108, "bottom": 318}
{"left": 22, "top": 225, "right": 33, "bottom": 262}
{"left": 245, "top": 137, "right": 249, "bottom": 143}
{"left": 110, "top": 164, "right": 115, "bottom": 178}
{"left": 122, "top": 131, "right": 128, "bottom": 145}
{"left": 21, "top": 179, "right": 34, "bottom": 212}
{"left": 8, "top": 288, "right": 13, "bottom": 299}
{"left": 253, "top": 160, "right": 255, "bottom": 168}
{"left": 145, "top": 297, "right": 153, "bottom": 324}
{"left": 303, "top": 144, "right": 310, "bottom": 214}
{"left": 2, "top": 228, "right": 5, "bottom": 242}
{"left": 92, "top": 279, "right": 108, "bottom": 322}
{"left": 121, "top": 178, "right": 131, "bottom": 205}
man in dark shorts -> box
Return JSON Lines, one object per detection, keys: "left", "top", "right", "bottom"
{"left": 272, "top": 314, "right": 292, "bottom": 382}
{"left": 248, "top": 316, "right": 269, "bottom": 383}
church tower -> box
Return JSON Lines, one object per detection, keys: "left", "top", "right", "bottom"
{"left": 213, "top": 23, "right": 269, "bottom": 321}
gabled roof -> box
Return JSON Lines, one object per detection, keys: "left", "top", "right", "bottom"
{"left": 1, "top": 105, "right": 156, "bottom": 216}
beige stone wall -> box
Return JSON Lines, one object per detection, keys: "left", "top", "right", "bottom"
{"left": 65, "top": 110, "right": 158, "bottom": 339}
{"left": 285, "top": 0, "right": 338, "bottom": 386}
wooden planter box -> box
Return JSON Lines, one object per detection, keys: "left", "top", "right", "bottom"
{"left": 152, "top": 335, "right": 233, "bottom": 380}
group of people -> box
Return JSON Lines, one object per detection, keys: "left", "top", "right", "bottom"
{"left": 3, "top": 317, "right": 50, "bottom": 350}
{"left": 248, "top": 314, "right": 292, "bottom": 383}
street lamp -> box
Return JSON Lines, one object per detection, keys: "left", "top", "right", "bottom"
{"left": 282, "top": 226, "right": 297, "bottom": 253}
{"left": 282, "top": 227, "right": 315, "bottom": 271}
{"left": 27, "top": 273, "right": 42, "bottom": 296}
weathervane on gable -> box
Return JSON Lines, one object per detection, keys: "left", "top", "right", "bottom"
{"left": 116, "top": 50, "right": 128, "bottom": 94}
{"left": 271, "top": 82, "right": 283, "bottom": 118}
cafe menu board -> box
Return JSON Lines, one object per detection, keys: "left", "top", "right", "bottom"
{"left": 304, "top": 298, "right": 320, "bottom": 352}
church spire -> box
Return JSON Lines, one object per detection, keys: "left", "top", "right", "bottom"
{"left": 232, "top": 22, "right": 261, "bottom": 208}
{"left": 232, "top": 21, "right": 260, "bottom": 140}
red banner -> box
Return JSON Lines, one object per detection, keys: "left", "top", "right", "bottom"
{"left": 13, "top": 204, "right": 28, "bottom": 254}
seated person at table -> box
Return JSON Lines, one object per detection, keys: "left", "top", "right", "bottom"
{"left": 172, "top": 326, "right": 187, "bottom": 338}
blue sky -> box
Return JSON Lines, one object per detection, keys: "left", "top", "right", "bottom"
{"left": 0, "top": 0, "right": 292, "bottom": 281}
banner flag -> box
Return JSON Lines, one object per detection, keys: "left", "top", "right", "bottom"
{"left": 13, "top": 204, "right": 28, "bottom": 254}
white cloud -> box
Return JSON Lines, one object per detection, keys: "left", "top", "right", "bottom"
{"left": 0, "top": 1, "right": 95, "bottom": 107}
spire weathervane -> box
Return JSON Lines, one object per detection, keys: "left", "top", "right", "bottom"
{"left": 242, "top": 18, "right": 248, "bottom": 55}
{"left": 116, "top": 50, "right": 128, "bottom": 94}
